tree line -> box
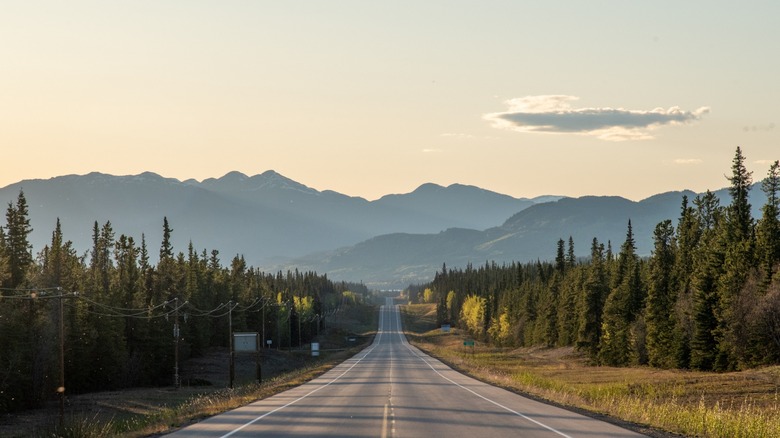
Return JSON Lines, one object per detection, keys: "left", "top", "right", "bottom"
{"left": 0, "top": 206, "right": 368, "bottom": 413}
{"left": 414, "top": 147, "right": 780, "bottom": 371}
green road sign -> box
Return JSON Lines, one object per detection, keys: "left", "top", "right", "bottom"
{"left": 463, "top": 340, "right": 475, "bottom": 347}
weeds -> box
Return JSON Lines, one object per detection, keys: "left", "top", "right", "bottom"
{"left": 34, "top": 413, "right": 115, "bottom": 438}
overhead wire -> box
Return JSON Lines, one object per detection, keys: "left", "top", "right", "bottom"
{"left": 2, "top": 286, "right": 304, "bottom": 323}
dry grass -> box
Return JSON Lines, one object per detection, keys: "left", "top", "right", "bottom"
{"left": 402, "top": 304, "right": 780, "bottom": 438}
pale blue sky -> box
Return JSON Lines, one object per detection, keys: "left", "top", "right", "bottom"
{"left": 2, "top": 1, "right": 778, "bottom": 200}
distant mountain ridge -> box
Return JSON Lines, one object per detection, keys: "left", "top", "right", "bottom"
{"left": 0, "top": 171, "right": 555, "bottom": 267}
{"left": 1, "top": 171, "right": 764, "bottom": 289}
{"left": 283, "top": 187, "right": 769, "bottom": 288}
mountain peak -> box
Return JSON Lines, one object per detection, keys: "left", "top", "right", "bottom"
{"left": 220, "top": 171, "right": 249, "bottom": 181}
{"left": 250, "top": 170, "right": 317, "bottom": 194}
{"left": 414, "top": 182, "right": 445, "bottom": 192}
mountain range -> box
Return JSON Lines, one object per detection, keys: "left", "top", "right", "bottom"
{"left": 0, "top": 171, "right": 766, "bottom": 289}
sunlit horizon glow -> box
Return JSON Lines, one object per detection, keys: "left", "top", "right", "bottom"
{"left": 2, "top": 2, "right": 779, "bottom": 202}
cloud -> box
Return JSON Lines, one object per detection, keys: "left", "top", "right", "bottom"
{"left": 484, "top": 95, "right": 709, "bottom": 141}
{"left": 743, "top": 123, "right": 775, "bottom": 132}
{"left": 440, "top": 133, "right": 476, "bottom": 139}
{"left": 674, "top": 158, "right": 703, "bottom": 165}
{"left": 440, "top": 133, "right": 500, "bottom": 141}
{"left": 422, "top": 148, "right": 443, "bottom": 153}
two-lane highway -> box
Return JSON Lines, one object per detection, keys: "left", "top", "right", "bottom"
{"left": 168, "top": 298, "right": 644, "bottom": 437}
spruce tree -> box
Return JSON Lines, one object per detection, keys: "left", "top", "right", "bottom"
{"left": 646, "top": 220, "right": 677, "bottom": 368}
{"left": 672, "top": 196, "right": 700, "bottom": 368}
{"left": 0, "top": 227, "right": 9, "bottom": 287}
{"left": 555, "top": 238, "right": 566, "bottom": 273}
{"left": 756, "top": 161, "right": 780, "bottom": 287}
{"left": 599, "top": 221, "right": 643, "bottom": 366}
{"left": 690, "top": 192, "right": 725, "bottom": 370}
{"left": 566, "top": 236, "right": 576, "bottom": 268}
{"left": 714, "top": 147, "right": 756, "bottom": 370}
{"left": 4, "top": 191, "right": 33, "bottom": 288}
{"left": 726, "top": 146, "right": 754, "bottom": 241}
{"left": 577, "top": 238, "right": 607, "bottom": 361}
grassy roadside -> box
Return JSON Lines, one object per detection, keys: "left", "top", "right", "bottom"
{"left": 0, "top": 304, "right": 378, "bottom": 438}
{"left": 401, "top": 303, "right": 780, "bottom": 438}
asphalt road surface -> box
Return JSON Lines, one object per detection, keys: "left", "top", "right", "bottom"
{"left": 168, "top": 298, "right": 645, "bottom": 437}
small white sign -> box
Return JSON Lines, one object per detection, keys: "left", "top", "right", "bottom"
{"left": 233, "top": 332, "right": 258, "bottom": 352}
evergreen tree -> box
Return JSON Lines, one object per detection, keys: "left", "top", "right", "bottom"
{"left": 557, "top": 266, "right": 582, "bottom": 346}
{"left": 0, "top": 227, "right": 9, "bottom": 287}
{"left": 577, "top": 238, "right": 607, "bottom": 361}
{"left": 540, "top": 273, "right": 560, "bottom": 346}
{"left": 690, "top": 192, "right": 724, "bottom": 370}
{"left": 156, "top": 217, "right": 178, "bottom": 298}
{"left": 726, "top": 146, "right": 754, "bottom": 241}
{"left": 599, "top": 221, "right": 643, "bottom": 366}
{"left": 714, "top": 147, "right": 756, "bottom": 370}
{"left": 672, "top": 196, "right": 700, "bottom": 368}
{"left": 566, "top": 236, "right": 576, "bottom": 268}
{"left": 555, "top": 238, "right": 566, "bottom": 273}
{"left": 3, "top": 191, "right": 33, "bottom": 288}
{"left": 646, "top": 220, "right": 677, "bottom": 368}
{"left": 756, "top": 160, "right": 780, "bottom": 287}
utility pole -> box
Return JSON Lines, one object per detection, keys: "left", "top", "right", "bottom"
{"left": 288, "top": 301, "right": 292, "bottom": 351}
{"left": 57, "top": 288, "right": 65, "bottom": 428}
{"left": 297, "top": 299, "right": 302, "bottom": 349}
{"left": 229, "top": 300, "right": 234, "bottom": 389}
{"left": 173, "top": 297, "right": 180, "bottom": 389}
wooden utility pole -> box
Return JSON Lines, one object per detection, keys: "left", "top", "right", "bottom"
{"left": 58, "top": 289, "right": 65, "bottom": 428}
{"left": 229, "top": 301, "right": 234, "bottom": 389}
{"left": 174, "top": 297, "right": 180, "bottom": 389}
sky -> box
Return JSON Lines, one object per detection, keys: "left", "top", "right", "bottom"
{"left": 2, "top": 1, "right": 779, "bottom": 201}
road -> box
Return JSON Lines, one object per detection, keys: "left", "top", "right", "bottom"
{"left": 168, "top": 298, "right": 645, "bottom": 437}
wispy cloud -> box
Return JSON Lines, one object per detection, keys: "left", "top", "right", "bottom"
{"left": 440, "top": 133, "right": 500, "bottom": 141}
{"left": 484, "top": 95, "right": 709, "bottom": 141}
{"left": 674, "top": 158, "right": 703, "bottom": 165}
{"left": 743, "top": 123, "right": 775, "bottom": 132}
{"left": 440, "top": 133, "right": 476, "bottom": 139}
{"left": 422, "top": 148, "right": 443, "bottom": 153}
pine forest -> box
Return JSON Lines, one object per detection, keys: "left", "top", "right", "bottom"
{"left": 0, "top": 209, "right": 367, "bottom": 413}
{"left": 413, "top": 147, "right": 780, "bottom": 371}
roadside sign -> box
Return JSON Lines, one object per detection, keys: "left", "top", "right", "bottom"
{"left": 234, "top": 332, "right": 258, "bottom": 352}
{"left": 463, "top": 340, "right": 475, "bottom": 347}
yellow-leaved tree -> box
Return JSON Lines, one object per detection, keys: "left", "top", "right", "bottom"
{"left": 460, "top": 295, "right": 486, "bottom": 339}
